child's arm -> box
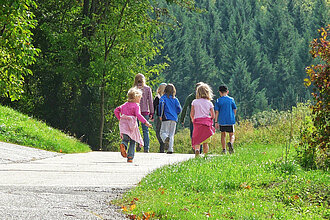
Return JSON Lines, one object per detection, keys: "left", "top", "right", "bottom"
{"left": 234, "top": 109, "right": 237, "bottom": 116}
{"left": 176, "top": 98, "right": 182, "bottom": 115}
{"left": 114, "top": 106, "right": 121, "bottom": 120}
{"left": 135, "top": 106, "right": 152, "bottom": 127}
{"left": 148, "top": 87, "right": 154, "bottom": 117}
{"left": 190, "top": 105, "right": 195, "bottom": 123}
{"left": 210, "top": 107, "right": 215, "bottom": 120}
{"left": 159, "top": 98, "right": 165, "bottom": 121}
{"left": 214, "top": 110, "right": 219, "bottom": 129}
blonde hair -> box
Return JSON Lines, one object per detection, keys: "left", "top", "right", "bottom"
{"left": 157, "top": 83, "right": 167, "bottom": 96}
{"left": 196, "top": 83, "right": 213, "bottom": 100}
{"left": 127, "top": 87, "right": 143, "bottom": 102}
{"left": 133, "top": 73, "right": 146, "bottom": 87}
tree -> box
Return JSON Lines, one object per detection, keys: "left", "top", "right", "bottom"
{"left": 0, "top": 0, "right": 39, "bottom": 100}
{"left": 298, "top": 25, "right": 329, "bottom": 170}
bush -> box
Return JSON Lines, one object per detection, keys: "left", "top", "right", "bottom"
{"left": 298, "top": 25, "right": 330, "bottom": 170}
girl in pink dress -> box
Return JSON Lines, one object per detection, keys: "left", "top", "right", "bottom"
{"left": 190, "top": 83, "right": 215, "bottom": 157}
{"left": 114, "top": 87, "right": 152, "bottom": 162}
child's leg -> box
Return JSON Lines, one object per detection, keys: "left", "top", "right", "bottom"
{"left": 155, "top": 117, "right": 164, "bottom": 153}
{"left": 121, "top": 134, "right": 130, "bottom": 149}
{"left": 227, "top": 132, "right": 235, "bottom": 154}
{"left": 203, "top": 143, "right": 209, "bottom": 154}
{"left": 160, "top": 121, "right": 169, "bottom": 142}
{"left": 167, "top": 121, "right": 177, "bottom": 153}
{"left": 141, "top": 115, "right": 150, "bottom": 152}
{"left": 194, "top": 145, "right": 200, "bottom": 157}
{"left": 120, "top": 134, "right": 130, "bottom": 158}
{"left": 127, "top": 138, "right": 136, "bottom": 160}
{"left": 221, "top": 132, "right": 226, "bottom": 149}
{"left": 229, "top": 132, "right": 235, "bottom": 144}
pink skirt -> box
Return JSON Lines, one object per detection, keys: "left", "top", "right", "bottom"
{"left": 192, "top": 117, "right": 215, "bottom": 147}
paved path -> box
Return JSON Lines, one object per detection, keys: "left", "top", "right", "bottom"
{"left": 0, "top": 141, "right": 194, "bottom": 219}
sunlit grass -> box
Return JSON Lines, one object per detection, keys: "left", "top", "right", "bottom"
{"left": 118, "top": 144, "right": 329, "bottom": 219}
{"left": 0, "top": 105, "right": 91, "bottom": 153}
{"left": 117, "top": 104, "right": 329, "bottom": 219}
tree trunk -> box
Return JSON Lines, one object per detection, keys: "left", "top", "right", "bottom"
{"left": 99, "top": 77, "right": 105, "bottom": 150}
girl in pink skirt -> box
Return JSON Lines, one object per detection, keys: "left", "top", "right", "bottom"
{"left": 190, "top": 83, "right": 215, "bottom": 157}
{"left": 114, "top": 87, "right": 152, "bottom": 162}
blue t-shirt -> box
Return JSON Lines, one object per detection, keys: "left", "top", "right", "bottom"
{"left": 158, "top": 95, "right": 182, "bottom": 122}
{"left": 214, "top": 96, "right": 237, "bottom": 125}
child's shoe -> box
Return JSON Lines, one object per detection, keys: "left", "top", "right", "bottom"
{"left": 127, "top": 157, "right": 133, "bottom": 163}
{"left": 221, "top": 149, "right": 227, "bottom": 154}
{"left": 120, "top": 143, "right": 127, "bottom": 158}
{"left": 195, "top": 149, "right": 200, "bottom": 157}
{"left": 136, "top": 144, "right": 141, "bottom": 152}
{"left": 227, "top": 142, "right": 234, "bottom": 154}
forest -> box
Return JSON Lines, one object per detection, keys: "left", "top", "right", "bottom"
{"left": 1, "top": 0, "right": 329, "bottom": 150}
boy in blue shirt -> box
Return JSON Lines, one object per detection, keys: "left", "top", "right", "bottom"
{"left": 214, "top": 85, "right": 237, "bottom": 154}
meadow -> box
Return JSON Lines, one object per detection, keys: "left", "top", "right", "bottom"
{"left": 0, "top": 105, "right": 90, "bottom": 153}
{"left": 117, "top": 104, "right": 329, "bottom": 219}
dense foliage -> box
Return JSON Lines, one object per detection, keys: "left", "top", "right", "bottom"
{"left": 1, "top": 0, "right": 329, "bottom": 150}
{"left": 156, "top": 0, "right": 329, "bottom": 118}
{"left": 0, "top": 0, "right": 39, "bottom": 100}
{"left": 1, "top": 0, "right": 194, "bottom": 150}
{"left": 297, "top": 25, "right": 330, "bottom": 170}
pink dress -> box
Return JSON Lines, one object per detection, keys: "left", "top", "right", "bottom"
{"left": 114, "top": 102, "right": 146, "bottom": 146}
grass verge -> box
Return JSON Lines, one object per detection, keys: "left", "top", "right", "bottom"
{"left": 117, "top": 144, "right": 329, "bottom": 219}
{"left": 0, "top": 105, "right": 91, "bottom": 153}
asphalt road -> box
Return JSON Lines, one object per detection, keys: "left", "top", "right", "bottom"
{"left": 0, "top": 141, "right": 194, "bottom": 219}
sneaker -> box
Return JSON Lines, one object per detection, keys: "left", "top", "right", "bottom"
{"left": 221, "top": 149, "right": 227, "bottom": 154}
{"left": 195, "top": 149, "right": 200, "bottom": 157}
{"left": 167, "top": 151, "right": 173, "bottom": 154}
{"left": 136, "top": 144, "right": 141, "bottom": 152}
{"left": 127, "top": 157, "right": 133, "bottom": 163}
{"left": 120, "top": 143, "right": 127, "bottom": 158}
{"left": 164, "top": 137, "right": 170, "bottom": 151}
{"left": 228, "top": 142, "right": 234, "bottom": 154}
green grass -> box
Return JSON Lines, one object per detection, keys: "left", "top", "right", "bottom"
{"left": 117, "top": 104, "right": 329, "bottom": 219}
{"left": 117, "top": 144, "right": 329, "bottom": 219}
{"left": 0, "top": 105, "right": 91, "bottom": 153}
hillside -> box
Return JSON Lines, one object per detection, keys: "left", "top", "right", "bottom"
{"left": 0, "top": 105, "right": 90, "bottom": 153}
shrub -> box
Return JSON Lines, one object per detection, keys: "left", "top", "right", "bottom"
{"left": 298, "top": 25, "right": 330, "bottom": 170}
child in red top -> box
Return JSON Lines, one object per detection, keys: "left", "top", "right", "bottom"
{"left": 114, "top": 87, "right": 152, "bottom": 162}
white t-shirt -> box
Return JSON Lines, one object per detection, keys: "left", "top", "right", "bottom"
{"left": 191, "top": 98, "right": 214, "bottom": 119}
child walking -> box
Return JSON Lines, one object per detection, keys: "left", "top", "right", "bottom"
{"left": 114, "top": 87, "right": 152, "bottom": 162}
{"left": 133, "top": 73, "right": 154, "bottom": 153}
{"left": 214, "top": 85, "right": 237, "bottom": 154}
{"left": 153, "top": 83, "right": 167, "bottom": 153}
{"left": 190, "top": 83, "right": 215, "bottom": 157}
{"left": 158, "top": 84, "right": 182, "bottom": 154}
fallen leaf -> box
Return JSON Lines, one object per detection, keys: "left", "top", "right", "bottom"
{"left": 122, "top": 206, "right": 128, "bottom": 212}
{"left": 130, "top": 204, "right": 136, "bottom": 211}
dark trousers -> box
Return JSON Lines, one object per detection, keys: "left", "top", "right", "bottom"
{"left": 155, "top": 116, "right": 165, "bottom": 153}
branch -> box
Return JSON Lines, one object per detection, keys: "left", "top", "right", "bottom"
{"left": 106, "top": 0, "right": 130, "bottom": 54}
